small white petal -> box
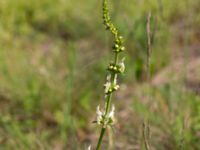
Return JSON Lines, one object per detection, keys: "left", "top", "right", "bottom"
{"left": 88, "top": 145, "right": 91, "bottom": 150}
{"left": 96, "top": 105, "right": 104, "bottom": 125}
{"left": 96, "top": 105, "right": 102, "bottom": 116}
{"left": 108, "top": 105, "right": 115, "bottom": 119}
{"left": 106, "top": 74, "right": 111, "bottom": 81}
{"left": 104, "top": 82, "right": 111, "bottom": 93}
{"left": 119, "top": 58, "right": 125, "bottom": 73}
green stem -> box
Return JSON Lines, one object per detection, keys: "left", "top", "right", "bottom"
{"left": 96, "top": 52, "right": 119, "bottom": 150}
{"left": 105, "top": 53, "right": 119, "bottom": 114}
{"left": 105, "top": 93, "right": 112, "bottom": 114}
{"left": 95, "top": 0, "right": 124, "bottom": 149}
{"left": 114, "top": 52, "right": 119, "bottom": 64}
{"left": 96, "top": 127, "right": 106, "bottom": 150}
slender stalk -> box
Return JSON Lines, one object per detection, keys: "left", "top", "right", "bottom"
{"left": 105, "top": 92, "right": 112, "bottom": 114}
{"left": 96, "top": 127, "right": 106, "bottom": 150}
{"left": 94, "top": 0, "right": 125, "bottom": 149}
{"left": 142, "top": 122, "right": 150, "bottom": 150}
{"left": 96, "top": 58, "right": 118, "bottom": 149}
{"left": 146, "top": 12, "right": 151, "bottom": 82}
{"left": 108, "top": 127, "right": 113, "bottom": 150}
{"left": 105, "top": 53, "right": 119, "bottom": 114}
{"left": 142, "top": 12, "right": 152, "bottom": 150}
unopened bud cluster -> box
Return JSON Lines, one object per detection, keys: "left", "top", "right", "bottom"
{"left": 113, "top": 36, "right": 125, "bottom": 53}
{"left": 108, "top": 57, "right": 125, "bottom": 73}
{"left": 102, "top": 0, "right": 118, "bottom": 36}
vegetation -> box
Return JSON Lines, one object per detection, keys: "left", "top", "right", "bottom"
{"left": 0, "top": 0, "right": 200, "bottom": 149}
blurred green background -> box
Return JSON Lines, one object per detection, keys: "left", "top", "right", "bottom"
{"left": 0, "top": 0, "right": 200, "bottom": 149}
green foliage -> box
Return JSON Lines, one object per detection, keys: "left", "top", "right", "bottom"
{"left": 133, "top": 83, "right": 200, "bottom": 149}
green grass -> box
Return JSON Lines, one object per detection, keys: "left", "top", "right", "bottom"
{"left": 0, "top": 0, "right": 200, "bottom": 149}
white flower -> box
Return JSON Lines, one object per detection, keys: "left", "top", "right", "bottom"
{"left": 106, "top": 74, "right": 111, "bottom": 81}
{"left": 96, "top": 105, "right": 103, "bottom": 116}
{"left": 113, "top": 75, "right": 117, "bottom": 85}
{"left": 96, "top": 105, "right": 104, "bottom": 125}
{"left": 96, "top": 105, "right": 115, "bottom": 127}
{"left": 119, "top": 57, "right": 125, "bottom": 73}
{"left": 87, "top": 145, "right": 91, "bottom": 150}
{"left": 108, "top": 105, "right": 115, "bottom": 120}
{"left": 104, "top": 74, "right": 112, "bottom": 93}
{"left": 104, "top": 81, "right": 111, "bottom": 93}
{"left": 113, "top": 84, "right": 119, "bottom": 90}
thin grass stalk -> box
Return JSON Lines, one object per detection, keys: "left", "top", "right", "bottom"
{"left": 146, "top": 12, "right": 151, "bottom": 82}
{"left": 142, "top": 122, "right": 151, "bottom": 150}
{"left": 142, "top": 12, "right": 152, "bottom": 150}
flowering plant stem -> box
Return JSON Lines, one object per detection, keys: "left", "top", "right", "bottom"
{"left": 96, "top": 128, "right": 106, "bottom": 150}
{"left": 95, "top": 0, "right": 125, "bottom": 149}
